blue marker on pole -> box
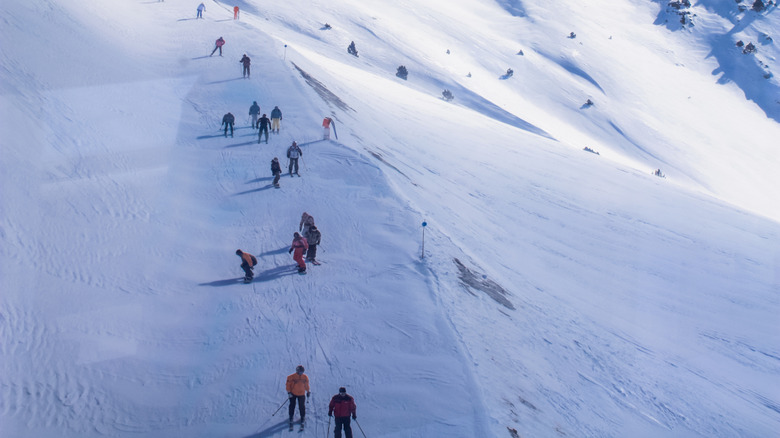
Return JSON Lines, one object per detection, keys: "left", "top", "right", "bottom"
{"left": 421, "top": 221, "right": 427, "bottom": 258}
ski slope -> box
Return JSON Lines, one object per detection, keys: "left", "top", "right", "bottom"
{"left": 1, "top": 1, "right": 779, "bottom": 437}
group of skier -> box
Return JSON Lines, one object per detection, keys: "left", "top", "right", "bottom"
{"left": 249, "top": 101, "right": 283, "bottom": 143}
{"left": 189, "top": 5, "right": 358, "bottom": 435}
{"left": 220, "top": 102, "right": 282, "bottom": 141}
{"left": 288, "top": 212, "right": 321, "bottom": 273}
{"left": 285, "top": 365, "right": 357, "bottom": 435}
{"left": 236, "top": 212, "right": 320, "bottom": 279}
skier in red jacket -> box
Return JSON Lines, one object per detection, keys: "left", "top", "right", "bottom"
{"left": 328, "top": 387, "right": 357, "bottom": 438}
{"left": 210, "top": 37, "right": 225, "bottom": 56}
{"left": 289, "top": 232, "right": 309, "bottom": 273}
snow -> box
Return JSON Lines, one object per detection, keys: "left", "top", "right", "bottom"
{"left": 1, "top": 0, "right": 779, "bottom": 437}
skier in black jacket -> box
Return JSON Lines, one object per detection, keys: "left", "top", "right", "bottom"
{"left": 222, "top": 112, "right": 235, "bottom": 137}
{"left": 257, "top": 114, "right": 271, "bottom": 144}
{"left": 271, "top": 157, "right": 282, "bottom": 188}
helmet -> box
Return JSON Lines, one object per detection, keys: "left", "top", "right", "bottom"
{"left": 236, "top": 249, "right": 242, "bottom": 255}
{"left": 296, "top": 365, "right": 304, "bottom": 373}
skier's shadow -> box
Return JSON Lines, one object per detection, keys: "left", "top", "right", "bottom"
{"left": 225, "top": 141, "right": 258, "bottom": 148}
{"left": 206, "top": 77, "right": 245, "bottom": 85}
{"left": 254, "top": 265, "right": 299, "bottom": 282}
{"left": 234, "top": 185, "right": 275, "bottom": 195}
{"left": 199, "top": 278, "right": 245, "bottom": 287}
{"left": 259, "top": 247, "right": 290, "bottom": 257}
{"left": 243, "top": 420, "right": 290, "bottom": 438}
{"left": 190, "top": 55, "right": 211, "bottom": 59}
{"left": 246, "top": 176, "right": 274, "bottom": 184}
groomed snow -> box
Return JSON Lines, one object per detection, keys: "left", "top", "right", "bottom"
{"left": 1, "top": 1, "right": 778, "bottom": 437}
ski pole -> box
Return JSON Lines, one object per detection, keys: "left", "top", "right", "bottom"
{"left": 327, "top": 416, "right": 331, "bottom": 438}
{"left": 301, "top": 156, "right": 308, "bottom": 171}
{"left": 271, "top": 397, "right": 289, "bottom": 416}
{"left": 355, "top": 418, "right": 367, "bottom": 438}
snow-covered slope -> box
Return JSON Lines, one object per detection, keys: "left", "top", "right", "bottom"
{"left": 1, "top": 1, "right": 778, "bottom": 437}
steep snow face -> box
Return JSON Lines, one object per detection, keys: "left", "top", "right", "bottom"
{"left": 1, "top": 0, "right": 779, "bottom": 438}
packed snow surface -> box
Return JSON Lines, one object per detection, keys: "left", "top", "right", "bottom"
{"left": 1, "top": 0, "right": 779, "bottom": 437}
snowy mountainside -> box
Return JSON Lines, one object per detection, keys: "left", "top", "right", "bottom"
{"left": 1, "top": 1, "right": 779, "bottom": 438}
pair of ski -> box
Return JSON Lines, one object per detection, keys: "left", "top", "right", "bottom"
{"left": 289, "top": 420, "right": 304, "bottom": 432}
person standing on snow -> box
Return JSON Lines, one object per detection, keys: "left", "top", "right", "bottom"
{"left": 248, "top": 101, "right": 260, "bottom": 129}
{"left": 239, "top": 54, "right": 251, "bottom": 78}
{"left": 303, "top": 225, "right": 321, "bottom": 264}
{"left": 257, "top": 114, "right": 271, "bottom": 144}
{"left": 286, "top": 365, "right": 310, "bottom": 427}
{"left": 271, "top": 157, "right": 282, "bottom": 188}
{"left": 210, "top": 36, "right": 225, "bottom": 56}
{"left": 233, "top": 6, "right": 239, "bottom": 19}
{"left": 222, "top": 112, "right": 235, "bottom": 137}
{"left": 328, "top": 387, "right": 357, "bottom": 438}
{"left": 235, "top": 249, "right": 257, "bottom": 282}
{"left": 289, "top": 232, "right": 309, "bottom": 273}
{"left": 299, "top": 212, "right": 315, "bottom": 234}
{"left": 197, "top": 2, "right": 205, "bottom": 19}
{"left": 286, "top": 141, "right": 302, "bottom": 176}
{"left": 270, "top": 106, "right": 283, "bottom": 134}
{"left": 322, "top": 117, "right": 333, "bottom": 140}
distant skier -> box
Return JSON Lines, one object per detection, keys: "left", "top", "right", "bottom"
{"left": 235, "top": 249, "right": 257, "bottom": 283}
{"left": 322, "top": 117, "right": 333, "bottom": 140}
{"left": 249, "top": 101, "right": 260, "bottom": 129}
{"left": 287, "top": 141, "right": 302, "bottom": 176}
{"left": 270, "top": 106, "right": 282, "bottom": 134}
{"left": 271, "top": 157, "right": 282, "bottom": 188}
{"left": 303, "top": 225, "right": 321, "bottom": 264}
{"left": 289, "top": 232, "right": 309, "bottom": 273}
{"left": 328, "top": 387, "right": 357, "bottom": 438}
{"left": 286, "top": 365, "right": 310, "bottom": 429}
{"left": 239, "top": 54, "right": 251, "bottom": 78}
{"left": 210, "top": 37, "right": 225, "bottom": 56}
{"left": 222, "top": 112, "right": 235, "bottom": 137}
{"left": 233, "top": 6, "right": 239, "bottom": 20}
{"left": 257, "top": 114, "right": 271, "bottom": 143}
{"left": 197, "top": 2, "right": 205, "bottom": 19}
{"left": 347, "top": 41, "right": 358, "bottom": 57}
{"left": 299, "top": 212, "right": 315, "bottom": 234}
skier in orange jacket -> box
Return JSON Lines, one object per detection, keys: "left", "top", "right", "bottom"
{"left": 286, "top": 365, "right": 310, "bottom": 427}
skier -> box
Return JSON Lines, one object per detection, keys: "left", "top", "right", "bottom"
{"left": 210, "top": 37, "right": 225, "bottom": 56}
{"left": 289, "top": 232, "right": 309, "bottom": 273}
{"left": 322, "top": 117, "right": 333, "bottom": 140}
{"left": 239, "top": 54, "right": 251, "bottom": 78}
{"left": 286, "top": 365, "right": 310, "bottom": 429}
{"left": 248, "top": 101, "right": 260, "bottom": 129}
{"left": 270, "top": 106, "right": 282, "bottom": 134}
{"left": 299, "top": 212, "right": 315, "bottom": 234}
{"left": 235, "top": 249, "right": 257, "bottom": 282}
{"left": 221, "top": 112, "right": 235, "bottom": 137}
{"left": 196, "top": 2, "right": 205, "bottom": 19}
{"left": 233, "top": 5, "right": 239, "bottom": 19}
{"left": 347, "top": 41, "right": 358, "bottom": 57}
{"left": 287, "top": 141, "right": 302, "bottom": 176}
{"left": 271, "top": 157, "right": 282, "bottom": 188}
{"left": 257, "top": 114, "right": 271, "bottom": 144}
{"left": 303, "top": 225, "right": 321, "bottom": 264}
{"left": 328, "top": 387, "right": 357, "bottom": 438}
